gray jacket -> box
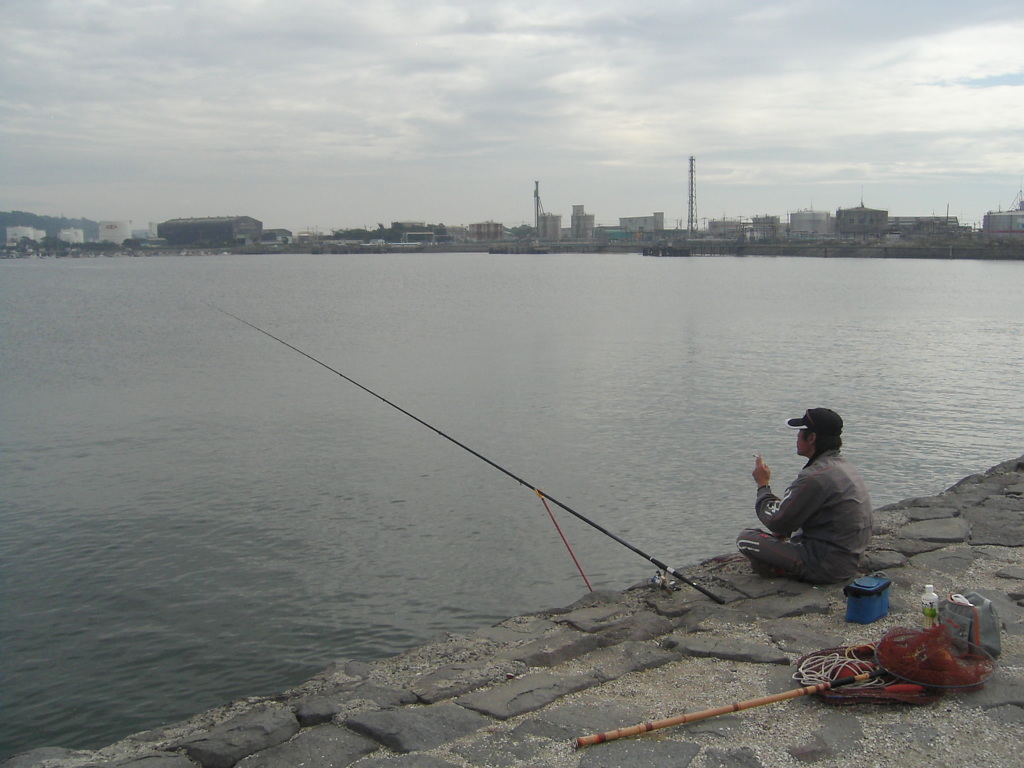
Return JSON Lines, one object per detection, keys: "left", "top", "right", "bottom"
{"left": 755, "top": 449, "right": 872, "bottom": 582}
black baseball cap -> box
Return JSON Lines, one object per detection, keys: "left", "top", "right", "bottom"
{"left": 787, "top": 408, "right": 843, "bottom": 436}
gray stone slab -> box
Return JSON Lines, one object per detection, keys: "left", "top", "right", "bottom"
{"left": 583, "top": 640, "right": 680, "bottom": 682}
{"left": 878, "top": 537, "right": 947, "bottom": 556}
{"left": 553, "top": 589, "right": 631, "bottom": 613}
{"left": 945, "top": 472, "right": 989, "bottom": 492}
{"left": 702, "top": 584, "right": 748, "bottom": 604}
{"left": 762, "top": 621, "right": 845, "bottom": 656}
{"left": 503, "top": 629, "right": 602, "bottom": 667}
{"left": 577, "top": 738, "right": 702, "bottom": 768}
{"left": 899, "top": 495, "right": 959, "bottom": 510}
{"left": 554, "top": 604, "right": 630, "bottom": 632}
{"left": 292, "top": 684, "right": 418, "bottom": 726}
{"left": 745, "top": 591, "right": 833, "bottom": 619}
{"left": 0, "top": 749, "right": 93, "bottom": 768}
{"left": 905, "top": 505, "right": 959, "bottom": 521}
{"left": 410, "top": 660, "right": 521, "bottom": 704}
{"left": 291, "top": 693, "right": 342, "bottom": 727}
{"left": 643, "top": 589, "right": 703, "bottom": 618}
{"left": 510, "top": 700, "right": 647, "bottom": 741}
{"left": 456, "top": 670, "right": 603, "bottom": 719}
{"left": 353, "top": 754, "right": 460, "bottom": 768}
{"left": 766, "top": 663, "right": 810, "bottom": 695}
{"left": 965, "top": 498, "right": 1024, "bottom": 546}
{"left": 235, "top": 725, "right": 378, "bottom": 768}
{"left": 787, "top": 734, "right": 833, "bottom": 763}
{"left": 344, "top": 702, "right": 489, "bottom": 754}
{"left": 176, "top": 704, "right": 300, "bottom": 768}
{"left": 960, "top": 671, "right": 1024, "bottom": 709}
{"left": 451, "top": 733, "right": 550, "bottom": 768}
{"left": 898, "top": 517, "right": 970, "bottom": 543}
{"left": 996, "top": 565, "right": 1024, "bottom": 581}
{"left": 715, "top": 574, "right": 812, "bottom": 600}
{"left": 99, "top": 757, "right": 197, "bottom": 768}
{"left": 702, "top": 746, "right": 766, "bottom": 768}
{"left": 909, "top": 547, "right": 983, "bottom": 574}
{"left": 471, "top": 617, "right": 557, "bottom": 644}
{"left": 985, "top": 704, "right": 1024, "bottom": 725}
{"left": 977, "top": 494, "right": 1024, "bottom": 511}
{"left": 682, "top": 604, "right": 761, "bottom": 631}
{"left": 786, "top": 709, "right": 864, "bottom": 763}
{"left": 864, "top": 549, "right": 909, "bottom": 571}
{"left": 595, "top": 612, "right": 674, "bottom": 645}
{"left": 356, "top": 684, "right": 421, "bottom": 709}
{"left": 662, "top": 633, "right": 790, "bottom": 665}
{"left": 879, "top": 722, "right": 940, "bottom": 750}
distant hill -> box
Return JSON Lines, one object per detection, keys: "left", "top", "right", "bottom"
{"left": 1, "top": 211, "right": 100, "bottom": 240}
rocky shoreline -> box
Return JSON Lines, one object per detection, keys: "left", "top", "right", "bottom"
{"left": 7, "top": 456, "right": 1024, "bottom": 768}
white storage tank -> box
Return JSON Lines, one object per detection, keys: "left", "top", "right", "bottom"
{"left": 789, "top": 209, "right": 833, "bottom": 236}
{"left": 99, "top": 220, "right": 132, "bottom": 244}
{"left": 6, "top": 226, "right": 46, "bottom": 244}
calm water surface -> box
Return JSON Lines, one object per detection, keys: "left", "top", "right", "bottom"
{"left": 1, "top": 252, "right": 1022, "bottom": 757}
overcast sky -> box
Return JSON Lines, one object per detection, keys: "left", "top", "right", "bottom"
{"left": 3, "top": 0, "right": 1023, "bottom": 232}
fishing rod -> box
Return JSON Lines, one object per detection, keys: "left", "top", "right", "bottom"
{"left": 207, "top": 304, "right": 725, "bottom": 604}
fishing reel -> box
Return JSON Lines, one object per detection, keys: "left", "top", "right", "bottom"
{"left": 650, "top": 569, "right": 680, "bottom": 592}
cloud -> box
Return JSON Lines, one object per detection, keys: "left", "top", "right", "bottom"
{"left": 2, "top": 0, "right": 1023, "bottom": 227}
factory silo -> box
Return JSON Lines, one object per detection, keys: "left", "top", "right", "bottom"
{"left": 99, "top": 221, "right": 133, "bottom": 244}
{"left": 789, "top": 209, "right": 833, "bottom": 237}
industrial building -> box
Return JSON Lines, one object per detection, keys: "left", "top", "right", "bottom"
{"left": 789, "top": 209, "right": 834, "bottom": 237}
{"left": 619, "top": 212, "right": 665, "bottom": 236}
{"left": 751, "top": 215, "right": 780, "bottom": 240}
{"left": 888, "top": 216, "right": 961, "bottom": 237}
{"left": 983, "top": 192, "right": 1024, "bottom": 236}
{"left": 707, "top": 218, "right": 748, "bottom": 239}
{"left": 467, "top": 221, "right": 504, "bottom": 241}
{"left": 261, "top": 229, "right": 293, "bottom": 244}
{"left": 99, "top": 221, "right": 133, "bottom": 244}
{"left": 835, "top": 205, "right": 888, "bottom": 239}
{"left": 157, "top": 216, "right": 263, "bottom": 246}
{"left": 571, "top": 205, "right": 594, "bottom": 241}
{"left": 6, "top": 226, "right": 46, "bottom": 245}
{"left": 589, "top": 226, "right": 629, "bottom": 242}
{"left": 538, "top": 213, "right": 562, "bottom": 240}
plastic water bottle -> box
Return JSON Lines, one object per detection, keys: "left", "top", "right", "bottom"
{"left": 921, "top": 584, "right": 939, "bottom": 628}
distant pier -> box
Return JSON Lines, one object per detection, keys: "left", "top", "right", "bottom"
{"left": 642, "top": 245, "right": 692, "bottom": 257}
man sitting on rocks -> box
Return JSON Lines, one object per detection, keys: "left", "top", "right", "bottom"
{"left": 737, "top": 408, "right": 872, "bottom": 583}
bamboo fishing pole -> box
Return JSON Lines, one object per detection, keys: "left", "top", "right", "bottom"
{"left": 574, "top": 668, "right": 886, "bottom": 747}
{"left": 208, "top": 304, "right": 725, "bottom": 604}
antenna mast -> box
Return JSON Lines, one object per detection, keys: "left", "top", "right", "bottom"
{"left": 687, "top": 156, "right": 697, "bottom": 236}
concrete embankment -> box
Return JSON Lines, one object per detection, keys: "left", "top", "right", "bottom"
{"left": 735, "top": 243, "right": 1024, "bottom": 260}
{"left": 7, "top": 457, "right": 1024, "bottom": 768}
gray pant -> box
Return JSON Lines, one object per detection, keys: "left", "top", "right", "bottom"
{"left": 736, "top": 528, "right": 812, "bottom": 581}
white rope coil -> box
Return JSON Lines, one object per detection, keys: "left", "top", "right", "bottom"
{"left": 793, "top": 649, "right": 885, "bottom": 688}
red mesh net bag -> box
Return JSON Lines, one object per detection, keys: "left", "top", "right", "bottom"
{"left": 795, "top": 625, "right": 995, "bottom": 705}
{"left": 876, "top": 624, "right": 995, "bottom": 689}
{"left": 795, "top": 644, "right": 941, "bottom": 705}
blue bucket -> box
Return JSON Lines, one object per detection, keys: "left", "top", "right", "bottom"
{"left": 843, "top": 574, "right": 891, "bottom": 624}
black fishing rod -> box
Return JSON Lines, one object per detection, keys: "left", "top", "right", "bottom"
{"left": 208, "top": 304, "right": 725, "bottom": 604}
